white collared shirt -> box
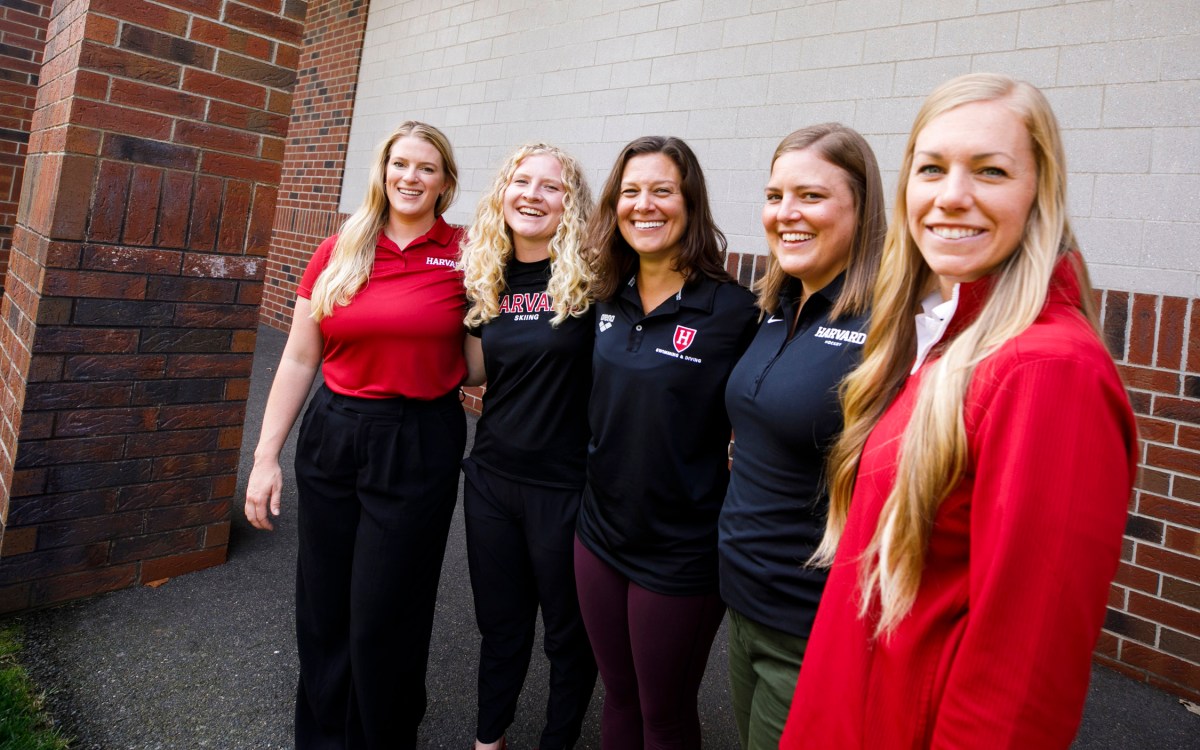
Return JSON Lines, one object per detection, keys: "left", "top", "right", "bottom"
{"left": 912, "top": 284, "right": 960, "bottom": 374}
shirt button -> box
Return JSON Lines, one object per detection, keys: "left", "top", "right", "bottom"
{"left": 635, "top": 325, "right": 642, "bottom": 331}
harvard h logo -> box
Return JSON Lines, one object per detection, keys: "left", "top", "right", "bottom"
{"left": 673, "top": 325, "right": 697, "bottom": 353}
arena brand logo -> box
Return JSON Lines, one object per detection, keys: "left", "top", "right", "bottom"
{"left": 599, "top": 313, "right": 615, "bottom": 332}
{"left": 673, "top": 325, "right": 697, "bottom": 353}
{"left": 815, "top": 326, "right": 866, "bottom": 345}
{"left": 499, "top": 292, "right": 553, "bottom": 314}
{"left": 426, "top": 257, "right": 456, "bottom": 268}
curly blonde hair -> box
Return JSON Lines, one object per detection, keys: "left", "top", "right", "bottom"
{"left": 460, "top": 143, "right": 594, "bottom": 327}
{"left": 310, "top": 121, "right": 458, "bottom": 321}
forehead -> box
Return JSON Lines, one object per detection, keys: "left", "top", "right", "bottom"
{"left": 513, "top": 153, "right": 563, "bottom": 180}
{"left": 914, "top": 99, "right": 1033, "bottom": 159}
{"left": 621, "top": 152, "right": 681, "bottom": 184}
{"left": 769, "top": 147, "right": 851, "bottom": 188}
{"left": 388, "top": 136, "right": 442, "bottom": 165}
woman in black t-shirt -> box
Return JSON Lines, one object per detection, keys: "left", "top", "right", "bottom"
{"left": 459, "top": 143, "right": 598, "bottom": 750}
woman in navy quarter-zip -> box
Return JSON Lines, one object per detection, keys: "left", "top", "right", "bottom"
{"left": 717, "top": 124, "right": 886, "bottom": 750}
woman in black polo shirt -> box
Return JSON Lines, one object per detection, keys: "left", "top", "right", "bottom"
{"left": 574, "top": 135, "right": 758, "bottom": 749}
{"left": 459, "top": 143, "right": 598, "bottom": 750}
{"left": 717, "top": 124, "right": 886, "bottom": 750}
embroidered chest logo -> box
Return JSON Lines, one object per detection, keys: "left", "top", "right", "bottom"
{"left": 599, "top": 313, "right": 615, "bottom": 332}
{"left": 673, "top": 325, "right": 697, "bottom": 353}
{"left": 814, "top": 326, "right": 867, "bottom": 347}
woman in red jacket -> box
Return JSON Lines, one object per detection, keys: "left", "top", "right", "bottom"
{"left": 781, "top": 73, "right": 1138, "bottom": 749}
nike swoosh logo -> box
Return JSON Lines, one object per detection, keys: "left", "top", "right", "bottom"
{"left": 767, "top": 316, "right": 783, "bottom": 324}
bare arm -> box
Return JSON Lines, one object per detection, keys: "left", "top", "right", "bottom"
{"left": 462, "top": 333, "right": 486, "bottom": 387}
{"left": 244, "top": 297, "right": 323, "bottom": 531}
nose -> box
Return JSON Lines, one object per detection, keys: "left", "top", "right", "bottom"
{"left": 523, "top": 182, "right": 540, "bottom": 202}
{"left": 935, "top": 167, "right": 973, "bottom": 211}
{"left": 400, "top": 165, "right": 419, "bottom": 182}
{"left": 777, "top": 194, "right": 803, "bottom": 221}
{"left": 633, "top": 189, "right": 652, "bottom": 212}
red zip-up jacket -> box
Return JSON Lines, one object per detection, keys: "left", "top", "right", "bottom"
{"left": 781, "top": 255, "right": 1137, "bottom": 749}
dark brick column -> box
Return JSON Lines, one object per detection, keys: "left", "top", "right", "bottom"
{"left": 0, "top": 0, "right": 305, "bottom": 611}
{"left": 0, "top": 0, "right": 52, "bottom": 293}
{"left": 261, "top": 0, "right": 366, "bottom": 329}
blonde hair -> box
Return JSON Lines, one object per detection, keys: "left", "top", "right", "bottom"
{"left": 815, "top": 73, "right": 1096, "bottom": 636}
{"left": 309, "top": 121, "right": 458, "bottom": 321}
{"left": 460, "top": 143, "right": 594, "bottom": 327}
{"left": 756, "top": 123, "right": 886, "bottom": 319}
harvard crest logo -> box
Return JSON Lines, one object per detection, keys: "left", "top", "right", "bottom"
{"left": 673, "top": 325, "right": 697, "bottom": 353}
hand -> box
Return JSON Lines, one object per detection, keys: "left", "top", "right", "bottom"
{"left": 245, "top": 457, "right": 283, "bottom": 531}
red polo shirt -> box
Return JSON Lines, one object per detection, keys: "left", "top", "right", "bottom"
{"left": 297, "top": 217, "right": 467, "bottom": 400}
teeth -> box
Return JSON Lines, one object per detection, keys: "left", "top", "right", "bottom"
{"left": 634, "top": 221, "right": 664, "bottom": 229}
{"left": 781, "top": 232, "right": 814, "bottom": 242}
{"left": 518, "top": 207, "right": 545, "bottom": 217}
{"left": 398, "top": 188, "right": 421, "bottom": 196}
{"left": 930, "top": 226, "right": 983, "bottom": 240}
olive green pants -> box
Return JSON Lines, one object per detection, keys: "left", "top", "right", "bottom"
{"left": 727, "top": 608, "right": 808, "bottom": 750}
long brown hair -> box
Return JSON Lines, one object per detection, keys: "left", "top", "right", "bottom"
{"left": 588, "top": 136, "right": 733, "bottom": 301}
{"left": 756, "top": 123, "right": 886, "bottom": 319}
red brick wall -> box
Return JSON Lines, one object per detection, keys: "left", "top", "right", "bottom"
{"left": 733, "top": 250, "right": 1200, "bottom": 700}
{"left": 0, "top": 0, "right": 304, "bottom": 611}
{"left": 0, "top": 0, "right": 51, "bottom": 294}
{"left": 260, "top": 0, "right": 367, "bottom": 330}
{"left": 1094, "top": 289, "right": 1200, "bottom": 702}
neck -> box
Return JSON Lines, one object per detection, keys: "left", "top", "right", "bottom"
{"left": 385, "top": 211, "right": 437, "bottom": 248}
{"left": 513, "top": 236, "right": 550, "bottom": 263}
{"left": 636, "top": 254, "right": 686, "bottom": 313}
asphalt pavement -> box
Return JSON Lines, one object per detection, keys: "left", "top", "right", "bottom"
{"left": 10, "top": 324, "right": 1198, "bottom": 749}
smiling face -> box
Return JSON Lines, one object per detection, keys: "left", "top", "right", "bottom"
{"left": 763, "top": 147, "right": 857, "bottom": 297}
{"left": 906, "top": 99, "right": 1038, "bottom": 299}
{"left": 502, "top": 153, "right": 566, "bottom": 260}
{"left": 616, "top": 153, "right": 688, "bottom": 263}
{"left": 384, "top": 136, "right": 447, "bottom": 225}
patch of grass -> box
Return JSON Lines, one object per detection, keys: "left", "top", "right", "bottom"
{"left": 0, "top": 622, "right": 71, "bottom": 750}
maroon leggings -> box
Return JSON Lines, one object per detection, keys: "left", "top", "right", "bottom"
{"left": 573, "top": 537, "right": 726, "bottom": 750}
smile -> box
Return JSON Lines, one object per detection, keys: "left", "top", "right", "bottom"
{"left": 396, "top": 188, "right": 422, "bottom": 197}
{"left": 780, "top": 232, "right": 814, "bottom": 242}
{"left": 634, "top": 221, "right": 665, "bottom": 229}
{"left": 518, "top": 207, "right": 546, "bottom": 217}
{"left": 928, "top": 226, "right": 983, "bottom": 240}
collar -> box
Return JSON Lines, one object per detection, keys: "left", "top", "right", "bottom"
{"left": 377, "top": 215, "right": 456, "bottom": 252}
{"left": 778, "top": 270, "right": 846, "bottom": 322}
{"left": 919, "top": 251, "right": 1085, "bottom": 366}
{"left": 619, "top": 273, "right": 721, "bottom": 315}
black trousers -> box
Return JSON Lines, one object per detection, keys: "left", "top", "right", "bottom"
{"left": 293, "top": 385, "right": 466, "bottom": 750}
{"left": 463, "top": 460, "right": 597, "bottom": 749}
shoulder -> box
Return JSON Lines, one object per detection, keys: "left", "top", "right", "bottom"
{"left": 713, "top": 279, "right": 757, "bottom": 310}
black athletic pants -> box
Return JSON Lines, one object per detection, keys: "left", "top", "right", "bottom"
{"left": 463, "top": 460, "right": 597, "bottom": 749}
{"left": 293, "top": 385, "right": 466, "bottom": 750}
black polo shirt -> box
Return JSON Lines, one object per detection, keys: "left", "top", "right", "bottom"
{"left": 577, "top": 273, "right": 758, "bottom": 596}
{"left": 467, "top": 258, "right": 594, "bottom": 488}
{"left": 718, "top": 273, "right": 869, "bottom": 636}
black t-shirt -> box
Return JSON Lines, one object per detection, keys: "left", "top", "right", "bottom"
{"left": 718, "top": 273, "right": 868, "bottom": 636}
{"left": 467, "top": 258, "right": 594, "bottom": 488}
{"left": 577, "top": 273, "right": 758, "bottom": 595}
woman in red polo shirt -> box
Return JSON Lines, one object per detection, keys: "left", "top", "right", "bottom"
{"left": 244, "top": 120, "right": 467, "bottom": 750}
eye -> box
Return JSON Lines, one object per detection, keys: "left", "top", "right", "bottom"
{"left": 801, "top": 192, "right": 824, "bottom": 201}
{"left": 545, "top": 183, "right": 561, "bottom": 192}
{"left": 621, "top": 188, "right": 639, "bottom": 197}
{"left": 764, "top": 192, "right": 781, "bottom": 203}
{"left": 979, "top": 166, "right": 1008, "bottom": 178}
{"left": 915, "top": 163, "right": 943, "bottom": 176}
{"left": 654, "top": 187, "right": 673, "bottom": 195}
{"left": 421, "top": 166, "right": 436, "bottom": 173}
{"left": 512, "top": 178, "right": 528, "bottom": 185}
